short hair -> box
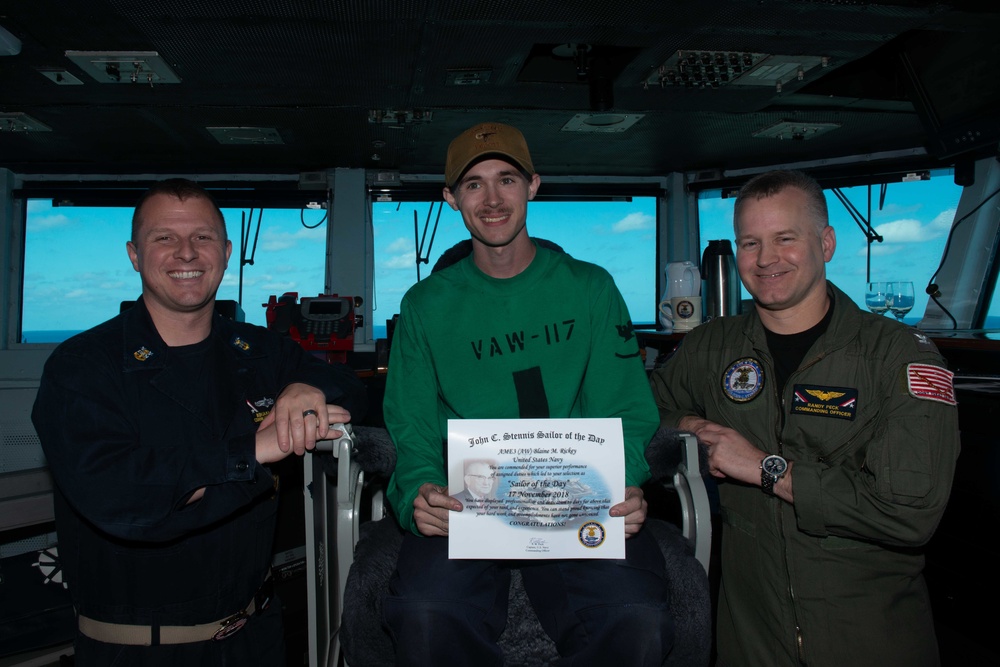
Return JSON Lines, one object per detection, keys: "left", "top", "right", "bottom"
{"left": 131, "top": 178, "right": 227, "bottom": 243}
{"left": 733, "top": 170, "right": 828, "bottom": 235}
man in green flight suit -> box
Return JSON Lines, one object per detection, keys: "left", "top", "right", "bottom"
{"left": 651, "top": 169, "right": 960, "bottom": 667}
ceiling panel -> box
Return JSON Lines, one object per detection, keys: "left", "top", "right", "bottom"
{"left": 1, "top": 0, "right": 997, "bottom": 184}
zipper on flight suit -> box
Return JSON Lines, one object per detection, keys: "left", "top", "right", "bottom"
{"left": 774, "top": 388, "right": 807, "bottom": 664}
{"left": 774, "top": 348, "right": 831, "bottom": 666}
{"left": 755, "top": 345, "right": 808, "bottom": 666}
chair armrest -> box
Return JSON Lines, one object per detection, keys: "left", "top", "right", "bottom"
{"left": 672, "top": 432, "right": 712, "bottom": 575}
{"left": 314, "top": 423, "right": 363, "bottom": 667}
{"left": 646, "top": 427, "right": 712, "bottom": 576}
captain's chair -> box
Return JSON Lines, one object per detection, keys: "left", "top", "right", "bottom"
{"left": 322, "top": 238, "right": 711, "bottom": 665}
{"left": 332, "top": 425, "right": 712, "bottom": 666}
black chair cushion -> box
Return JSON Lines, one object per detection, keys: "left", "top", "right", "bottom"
{"left": 341, "top": 518, "right": 710, "bottom": 666}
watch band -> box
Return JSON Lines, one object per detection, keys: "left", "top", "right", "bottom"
{"left": 761, "top": 469, "right": 778, "bottom": 495}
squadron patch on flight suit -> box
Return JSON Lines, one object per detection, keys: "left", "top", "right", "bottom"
{"left": 722, "top": 358, "right": 764, "bottom": 403}
{"left": 791, "top": 385, "right": 858, "bottom": 420}
{"left": 906, "top": 363, "right": 957, "bottom": 406}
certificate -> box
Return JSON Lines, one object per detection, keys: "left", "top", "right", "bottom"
{"left": 447, "top": 418, "right": 625, "bottom": 559}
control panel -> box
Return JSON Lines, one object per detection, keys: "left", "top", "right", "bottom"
{"left": 264, "top": 292, "right": 360, "bottom": 358}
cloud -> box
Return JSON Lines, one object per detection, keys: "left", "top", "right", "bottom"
{"left": 382, "top": 254, "right": 415, "bottom": 270}
{"left": 872, "top": 209, "right": 954, "bottom": 244}
{"left": 858, "top": 244, "right": 903, "bottom": 257}
{"left": 612, "top": 212, "right": 654, "bottom": 233}
{"left": 929, "top": 208, "right": 955, "bottom": 231}
{"left": 27, "top": 213, "right": 73, "bottom": 231}
{"left": 385, "top": 237, "right": 412, "bottom": 253}
{"left": 72, "top": 270, "right": 120, "bottom": 282}
{"left": 259, "top": 225, "right": 326, "bottom": 252}
{"left": 260, "top": 280, "right": 300, "bottom": 292}
{"left": 874, "top": 201, "right": 921, "bottom": 217}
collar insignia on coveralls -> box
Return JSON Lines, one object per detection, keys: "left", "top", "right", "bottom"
{"left": 132, "top": 346, "right": 154, "bottom": 361}
{"left": 230, "top": 335, "right": 251, "bottom": 352}
{"left": 722, "top": 357, "right": 764, "bottom": 403}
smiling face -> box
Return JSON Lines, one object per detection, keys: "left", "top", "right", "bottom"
{"left": 126, "top": 193, "right": 232, "bottom": 323}
{"left": 735, "top": 185, "right": 836, "bottom": 331}
{"left": 443, "top": 158, "right": 541, "bottom": 252}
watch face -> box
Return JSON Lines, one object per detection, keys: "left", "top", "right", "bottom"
{"left": 762, "top": 455, "right": 788, "bottom": 476}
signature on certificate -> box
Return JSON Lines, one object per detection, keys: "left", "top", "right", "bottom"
{"left": 525, "top": 537, "right": 550, "bottom": 554}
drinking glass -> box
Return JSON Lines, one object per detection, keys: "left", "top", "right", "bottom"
{"left": 886, "top": 281, "right": 915, "bottom": 322}
{"left": 865, "top": 281, "right": 889, "bottom": 316}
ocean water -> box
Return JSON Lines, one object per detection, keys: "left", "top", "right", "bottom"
{"left": 21, "top": 317, "right": 1000, "bottom": 345}
{"left": 21, "top": 326, "right": 392, "bottom": 344}
{"left": 20, "top": 330, "right": 81, "bottom": 344}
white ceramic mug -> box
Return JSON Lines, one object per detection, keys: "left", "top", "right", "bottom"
{"left": 658, "top": 295, "right": 702, "bottom": 332}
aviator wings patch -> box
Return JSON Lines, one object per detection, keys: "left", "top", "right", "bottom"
{"left": 792, "top": 384, "right": 858, "bottom": 421}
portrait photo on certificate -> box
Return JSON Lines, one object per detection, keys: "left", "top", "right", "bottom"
{"left": 447, "top": 418, "right": 626, "bottom": 559}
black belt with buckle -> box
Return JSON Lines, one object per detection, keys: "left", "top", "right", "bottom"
{"left": 78, "top": 573, "right": 274, "bottom": 646}
{"left": 212, "top": 575, "right": 274, "bottom": 641}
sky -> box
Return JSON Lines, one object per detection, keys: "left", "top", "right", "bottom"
{"left": 699, "top": 174, "right": 965, "bottom": 324}
{"left": 20, "top": 171, "right": 986, "bottom": 342}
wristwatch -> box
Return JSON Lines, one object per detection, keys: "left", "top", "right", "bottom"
{"left": 760, "top": 454, "right": 788, "bottom": 495}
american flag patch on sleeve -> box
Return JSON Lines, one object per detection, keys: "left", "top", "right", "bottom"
{"left": 906, "top": 363, "right": 957, "bottom": 406}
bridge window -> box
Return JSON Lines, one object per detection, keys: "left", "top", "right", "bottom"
{"left": 697, "top": 172, "right": 963, "bottom": 324}
{"left": 21, "top": 200, "right": 326, "bottom": 343}
{"left": 371, "top": 197, "right": 657, "bottom": 338}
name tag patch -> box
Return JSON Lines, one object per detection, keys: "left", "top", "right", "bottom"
{"left": 791, "top": 385, "right": 858, "bottom": 421}
{"left": 247, "top": 396, "right": 274, "bottom": 424}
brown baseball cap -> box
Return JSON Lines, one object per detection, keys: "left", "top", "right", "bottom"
{"left": 445, "top": 122, "right": 535, "bottom": 188}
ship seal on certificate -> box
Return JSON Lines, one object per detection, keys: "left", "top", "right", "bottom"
{"left": 578, "top": 521, "right": 607, "bottom": 548}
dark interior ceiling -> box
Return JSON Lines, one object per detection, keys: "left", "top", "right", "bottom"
{"left": 1, "top": 0, "right": 999, "bottom": 188}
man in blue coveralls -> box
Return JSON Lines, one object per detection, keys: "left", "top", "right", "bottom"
{"left": 33, "top": 179, "right": 366, "bottom": 665}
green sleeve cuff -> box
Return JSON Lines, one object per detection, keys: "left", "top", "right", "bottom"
{"left": 791, "top": 461, "right": 828, "bottom": 536}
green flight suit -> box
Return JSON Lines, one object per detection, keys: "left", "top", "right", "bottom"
{"left": 650, "top": 282, "right": 959, "bottom": 667}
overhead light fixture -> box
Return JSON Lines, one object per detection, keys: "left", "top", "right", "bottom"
{"left": 445, "top": 69, "right": 492, "bottom": 86}
{"left": 730, "top": 54, "right": 825, "bottom": 87}
{"left": 752, "top": 120, "right": 840, "bottom": 141}
{"left": 0, "top": 24, "right": 21, "bottom": 56}
{"left": 372, "top": 171, "right": 401, "bottom": 186}
{"left": 0, "top": 112, "right": 52, "bottom": 133}
{"left": 36, "top": 68, "right": 84, "bottom": 85}
{"left": 65, "top": 51, "right": 181, "bottom": 84}
{"left": 206, "top": 127, "right": 283, "bottom": 145}
{"left": 561, "top": 113, "right": 643, "bottom": 133}
{"left": 644, "top": 50, "right": 827, "bottom": 89}
{"left": 368, "top": 109, "right": 433, "bottom": 124}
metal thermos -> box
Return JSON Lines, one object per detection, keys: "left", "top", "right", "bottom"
{"left": 701, "top": 239, "right": 741, "bottom": 319}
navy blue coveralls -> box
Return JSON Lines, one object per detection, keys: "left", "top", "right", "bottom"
{"left": 32, "top": 298, "right": 366, "bottom": 666}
